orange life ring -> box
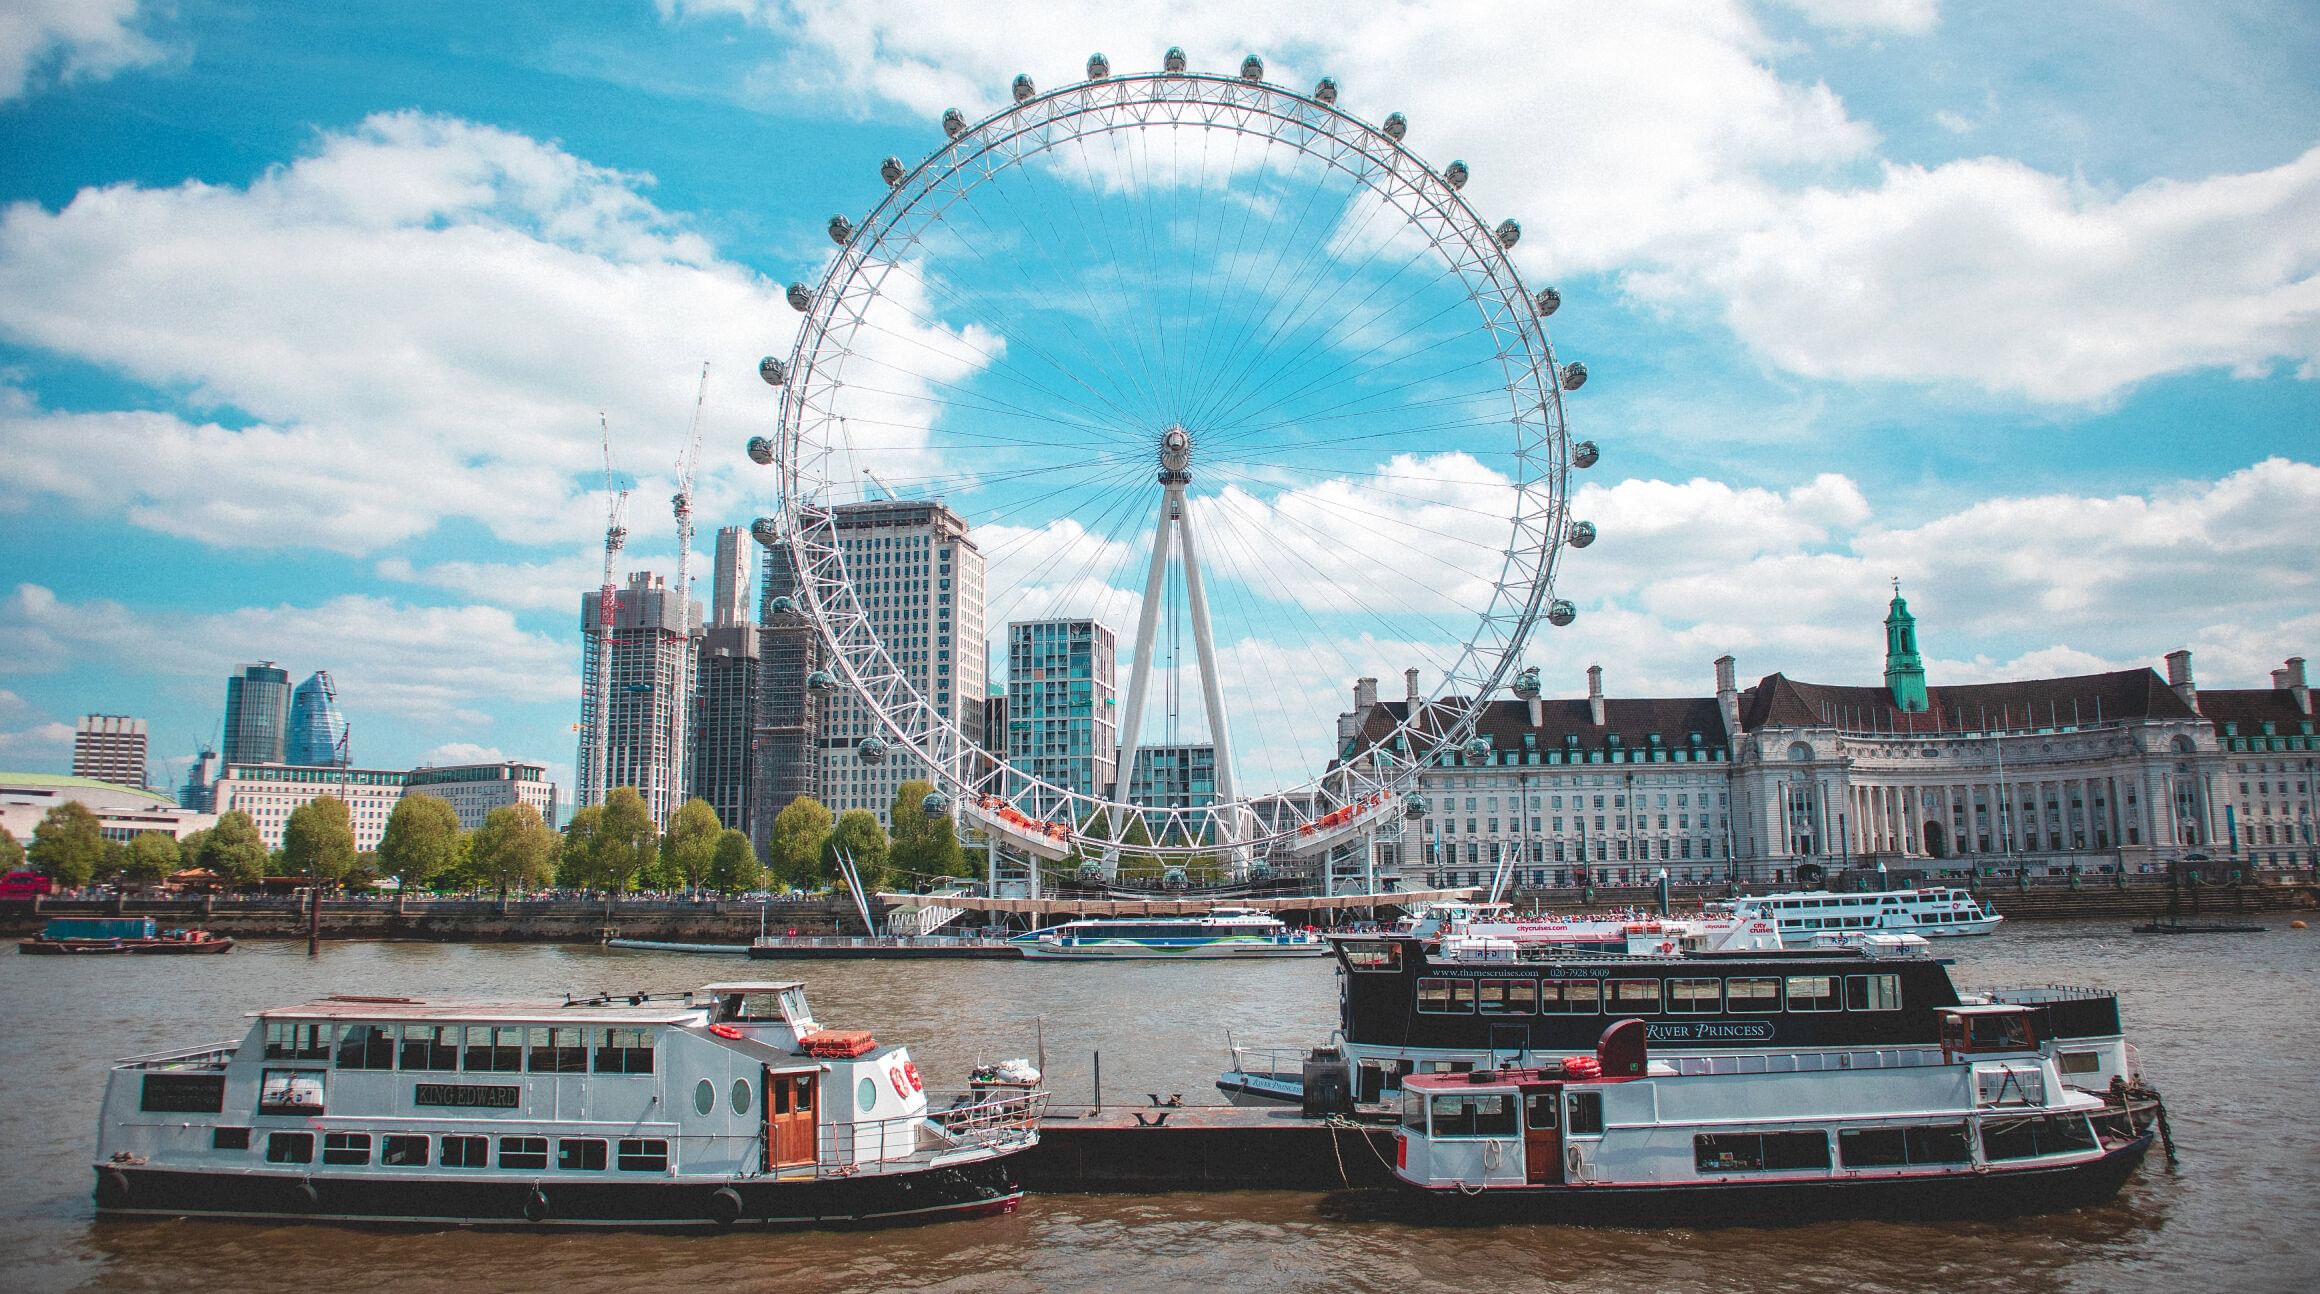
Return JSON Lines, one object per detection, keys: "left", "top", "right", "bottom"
{"left": 889, "top": 1066, "right": 911, "bottom": 1099}
{"left": 902, "top": 1061, "right": 923, "bottom": 1093}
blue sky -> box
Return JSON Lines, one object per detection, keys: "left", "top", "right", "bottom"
{"left": 1, "top": 0, "right": 2314, "bottom": 808}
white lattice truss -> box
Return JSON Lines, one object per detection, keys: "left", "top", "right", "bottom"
{"left": 772, "top": 68, "right": 1574, "bottom": 858}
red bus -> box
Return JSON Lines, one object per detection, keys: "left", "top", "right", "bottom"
{"left": 0, "top": 870, "right": 54, "bottom": 899}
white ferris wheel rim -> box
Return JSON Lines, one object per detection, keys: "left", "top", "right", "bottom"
{"left": 767, "top": 61, "right": 1578, "bottom": 859}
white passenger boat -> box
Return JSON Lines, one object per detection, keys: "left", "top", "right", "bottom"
{"left": 1720, "top": 886, "right": 2003, "bottom": 945}
{"left": 1013, "top": 907, "right": 1328, "bottom": 960}
{"left": 1389, "top": 1009, "right": 2154, "bottom": 1223}
{"left": 92, "top": 980, "right": 1045, "bottom": 1228}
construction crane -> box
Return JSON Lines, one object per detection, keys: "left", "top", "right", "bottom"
{"left": 667, "top": 361, "right": 710, "bottom": 821}
{"left": 589, "top": 414, "right": 629, "bottom": 812}
{"left": 861, "top": 467, "right": 897, "bottom": 501}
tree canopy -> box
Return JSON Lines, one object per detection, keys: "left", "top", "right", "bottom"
{"left": 282, "top": 795, "right": 357, "bottom": 886}
{"left": 769, "top": 797, "right": 834, "bottom": 890}
{"left": 557, "top": 804, "right": 605, "bottom": 889}
{"left": 706, "top": 828, "right": 764, "bottom": 895}
{"left": 0, "top": 823, "right": 24, "bottom": 871}
{"left": 661, "top": 798, "right": 722, "bottom": 894}
{"left": 377, "top": 793, "right": 464, "bottom": 890}
{"left": 120, "top": 831, "right": 180, "bottom": 887}
{"left": 823, "top": 808, "right": 890, "bottom": 894}
{"left": 200, "top": 811, "right": 267, "bottom": 886}
{"left": 469, "top": 802, "right": 558, "bottom": 896}
{"left": 28, "top": 801, "right": 105, "bottom": 889}
{"left": 888, "top": 780, "right": 966, "bottom": 880}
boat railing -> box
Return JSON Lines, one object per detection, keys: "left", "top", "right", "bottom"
{"left": 1655, "top": 1045, "right": 1949, "bottom": 1077}
{"left": 114, "top": 1041, "right": 238, "bottom": 1071}
{"left": 1227, "top": 1044, "right": 1318, "bottom": 1077}
{"left": 750, "top": 934, "right": 1015, "bottom": 951}
{"left": 816, "top": 1088, "right": 1047, "bottom": 1176}
{"left": 1984, "top": 984, "right": 2116, "bottom": 1005}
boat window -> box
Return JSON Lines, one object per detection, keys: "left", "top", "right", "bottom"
{"left": 527, "top": 1026, "right": 588, "bottom": 1073}
{"left": 382, "top": 1135, "right": 428, "bottom": 1166}
{"left": 1542, "top": 980, "right": 1600, "bottom": 1015}
{"left": 1845, "top": 974, "right": 1902, "bottom": 1012}
{"left": 322, "top": 1132, "right": 371, "bottom": 1165}
{"left": 498, "top": 1136, "right": 549, "bottom": 1170}
{"left": 1477, "top": 979, "right": 1537, "bottom": 1014}
{"left": 264, "top": 1021, "right": 332, "bottom": 1061}
{"left": 1784, "top": 975, "right": 1841, "bottom": 1012}
{"left": 1837, "top": 1128, "right": 1906, "bottom": 1167}
{"left": 731, "top": 1078, "right": 754, "bottom": 1115}
{"left": 1695, "top": 1131, "right": 1828, "bottom": 1173}
{"left": 335, "top": 1024, "right": 396, "bottom": 1070}
{"left": 617, "top": 1138, "right": 670, "bottom": 1172}
{"left": 141, "top": 1072, "right": 225, "bottom": 1113}
{"left": 1343, "top": 943, "right": 1402, "bottom": 972}
{"left": 440, "top": 1135, "right": 488, "bottom": 1168}
{"left": 1567, "top": 1091, "right": 1604, "bottom": 1136}
{"left": 1416, "top": 978, "right": 1475, "bottom": 1014}
{"left": 2058, "top": 1051, "right": 2102, "bottom": 1075}
{"left": 1607, "top": 979, "right": 1662, "bottom": 1015}
{"left": 559, "top": 1138, "right": 608, "bottom": 1171}
{"left": 1967, "top": 1014, "right": 2033, "bottom": 1050}
{"left": 1526, "top": 1092, "right": 1560, "bottom": 1131}
{"left": 1428, "top": 1092, "right": 1518, "bottom": 1138}
{"left": 1401, "top": 1091, "right": 1426, "bottom": 1131}
{"left": 694, "top": 1079, "right": 716, "bottom": 1115}
{"left": 1735, "top": 978, "right": 1781, "bottom": 1020}
{"left": 265, "top": 1132, "right": 314, "bottom": 1165}
{"left": 1981, "top": 1113, "right": 2097, "bottom": 1161}
{"left": 399, "top": 1025, "right": 458, "bottom": 1071}
{"left": 1908, "top": 1124, "right": 1973, "bottom": 1163}
{"left": 464, "top": 1026, "right": 524, "bottom": 1072}
{"left": 258, "top": 1069, "right": 326, "bottom": 1116}
{"left": 1668, "top": 979, "right": 1722, "bottom": 1014}
{"left": 212, "top": 1127, "right": 251, "bottom": 1151}
{"left": 594, "top": 1027, "right": 656, "bottom": 1074}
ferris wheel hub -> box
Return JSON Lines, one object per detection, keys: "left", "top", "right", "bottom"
{"left": 1157, "top": 423, "right": 1193, "bottom": 482}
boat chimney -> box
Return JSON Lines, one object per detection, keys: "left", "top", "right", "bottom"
{"left": 2165, "top": 649, "right": 2198, "bottom": 713}
{"left": 1354, "top": 676, "right": 1378, "bottom": 710}
{"left": 2286, "top": 656, "right": 2310, "bottom": 715}
{"left": 1405, "top": 668, "right": 1421, "bottom": 704}
{"left": 1587, "top": 665, "right": 1606, "bottom": 727}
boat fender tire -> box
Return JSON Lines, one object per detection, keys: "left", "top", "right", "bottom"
{"left": 524, "top": 1185, "right": 550, "bottom": 1222}
{"left": 709, "top": 1186, "right": 745, "bottom": 1226}
{"left": 294, "top": 1179, "right": 320, "bottom": 1210}
{"left": 1566, "top": 1145, "right": 1585, "bottom": 1182}
{"left": 96, "top": 1167, "right": 132, "bottom": 1209}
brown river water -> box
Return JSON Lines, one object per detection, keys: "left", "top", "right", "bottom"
{"left": 3, "top": 920, "right": 2314, "bottom": 1293}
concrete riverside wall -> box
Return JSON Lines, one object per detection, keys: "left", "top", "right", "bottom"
{"left": 0, "top": 896, "right": 864, "bottom": 943}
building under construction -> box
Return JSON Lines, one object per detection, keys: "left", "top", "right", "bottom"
{"left": 576, "top": 571, "right": 700, "bottom": 827}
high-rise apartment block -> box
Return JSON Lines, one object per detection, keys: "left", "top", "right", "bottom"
{"left": 1006, "top": 618, "right": 1117, "bottom": 800}
{"left": 178, "top": 746, "right": 220, "bottom": 812}
{"left": 691, "top": 528, "right": 760, "bottom": 834}
{"left": 286, "top": 671, "right": 351, "bottom": 766}
{"left": 222, "top": 664, "right": 291, "bottom": 766}
{"left": 576, "top": 571, "right": 700, "bottom": 826}
{"left": 71, "top": 715, "right": 148, "bottom": 788}
{"left": 750, "top": 534, "right": 824, "bottom": 854}
{"left": 709, "top": 525, "right": 753, "bottom": 631}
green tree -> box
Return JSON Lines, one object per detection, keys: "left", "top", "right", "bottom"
{"left": 120, "top": 831, "right": 180, "bottom": 888}
{"left": 199, "top": 811, "right": 267, "bottom": 887}
{"left": 822, "top": 808, "right": 890, "bottom": 893}
{"left": 594, "top": 787, "right": 659, "bottom": 894}
{"left": 0, "top": 823, "right": 24, "bottom": 871}
{"left": 28, "top": 801, "right": 106, "bottom": 889}
{"left": 471, "top": 802, "right": 559, "bottom": 897}
{"left": 377, "top": 793, "right": 463, "bottom": 891}
{"left": 770, "top": 797, "right": 834, "bottom": 890}
{"left": 707, "top": 828, "right": 765, "bottom": 895}
{"left": 172, "top": 827, "right": 209, "bottom": 875}
{"left": 282, "top": 795, "right": 357, "bottom": 888}
{"left": 558, "top": 804, "right": 605, "bottom": 889}
{"left": 888, "top": 780, "right": 966, "bottom": 881}
{"left": 661, "top": 798, "right": 722, "bottom": 894}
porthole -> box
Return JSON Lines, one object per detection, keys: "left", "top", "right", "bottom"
{"left": 858, "top": 1076, "right": 879, "bottom": 1113}
{"left": 731, "top": 1077, "right": 752, "bottom": 1115}
{"left": 693, "top": 1079, "right": 715, "bottom": 1116}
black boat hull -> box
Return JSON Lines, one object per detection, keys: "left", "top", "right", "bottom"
{"left": 93, "top": 1154, "right": 1023, "bottom": 1229}
{"left": 1392, "top": 1132, "right": 2152, "bottom": 1227}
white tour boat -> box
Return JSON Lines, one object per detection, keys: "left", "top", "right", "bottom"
{"left": 1720, "top": 886, "right": 2003, "bottom": 945}
{"left": 92, "top": 980, "right": 1045, "bottom": 1228}
{"left": 1013, "top": 907, "right": 1329, "bottom": 960}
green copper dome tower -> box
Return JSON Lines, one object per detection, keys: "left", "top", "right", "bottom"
{"left": 1884, "top": 581, "right": 1929, "bottom": 713}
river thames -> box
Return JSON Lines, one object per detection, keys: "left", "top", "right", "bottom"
{"left": 4, "top": 920, "right": 2312, "bottom": 1293}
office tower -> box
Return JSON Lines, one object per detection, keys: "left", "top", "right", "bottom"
{"left": 178, "top": 746, "right": 221, "bottom": 812}
{"left": 222, "top": 664, "right": 291, "bottom": 766}
{"left": 1005, "top": 618, "right": 1118, "bottom": 800}
{"left": 750, "top": 533, "right": 824, "bottom": 856}
{"left": 709, "top": 525, "right": 752, "bottom": 631}
{"left": 286, "top": 671, "right": 351, "bottom": 766}
{"left": 576, "top": 571, "right": 700, "bottom": 826}
{"left": 72, "top": 715, "right": 148, "bottom": 788}
{"left": 693, "top": 621, "right": 759, "bottom": 833}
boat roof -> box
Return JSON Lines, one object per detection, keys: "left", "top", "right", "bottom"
{"left": 251, "top": 983, "right": 804, "bottom": 1026}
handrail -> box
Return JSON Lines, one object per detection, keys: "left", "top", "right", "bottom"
{"left": 812, "top": 1088, "right": 1047, "bottom": 1178}
{"left": 114, "top": 1041, "right": 239, "bottom": 1069}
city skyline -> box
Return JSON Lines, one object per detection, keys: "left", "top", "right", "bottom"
{"left": 1, "top": 3, "right": 2315, "bottom": 804}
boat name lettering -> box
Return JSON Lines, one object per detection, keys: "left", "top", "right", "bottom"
{"left": 1644, "top": 1021, "right": 1775, "bottom": 1042}
{"left": 414, "top": 1083, "right": 521, "bottom": 1109}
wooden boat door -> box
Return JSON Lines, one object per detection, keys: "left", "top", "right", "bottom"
{"left": 1523, "top": 1083, "right": 1563, "bottom": 1185}
{"left": 764, "top": 1069, "right": 818, "bottom": 1171}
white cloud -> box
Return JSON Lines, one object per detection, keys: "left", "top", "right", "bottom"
{"left": 417, "top": 742, "right": 510, "bottom": 768}
{"left": 1765, "top": 0, "right": 1940, "bottom": 35}
{"left": 0, "top": 0, "right": 166, "bottom": 103}
{"left": 0, "top": 583, "right": 575, "bottom": 731}
{"left": 0, "top": 719, "right": 73, "bottom": 766}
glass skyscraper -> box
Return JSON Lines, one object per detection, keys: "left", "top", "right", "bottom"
{"left": 1005, "top": 618, "right": 1117, "bottom": 800}
{"left": 287, "top": 671, "right": 351, "bottom": 766}
{"left": 222, "top": 663, "right": 290, "bottom": 766}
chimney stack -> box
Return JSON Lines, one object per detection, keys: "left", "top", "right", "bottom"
{"left": 2286, "top": 656, "right": 2311, "bottom": 715}
{"left": 1587, "top": 664, "right": 1606, "bottom": 727}
{"left": 2164, "top": 649, "right": 2198, "bottom": 713}
{"left": 1528, "top": 696, "right": 1545, "bottom": 728}
{"left": 1714, "top": 654, "right": 1741, "bottom": 746}
{"left": 1354, "top": 676, "right": 1378, "bottom": 710}
{"left": 1405, "top": 668, "right": 1421, "bottom": 704}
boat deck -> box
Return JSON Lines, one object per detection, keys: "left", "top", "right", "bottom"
{"left": 1023, "top": 1103, "right": 1396, "bottom": 1191}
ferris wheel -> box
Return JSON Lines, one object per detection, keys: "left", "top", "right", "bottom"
{"left": 750, "top": 49, "right": 1598, "bottom": 867}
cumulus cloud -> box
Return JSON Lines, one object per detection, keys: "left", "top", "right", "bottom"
{"left": 0, "top": 0, "right": 166, "bottom": 103}
{"left": 1766, "top": 0, "right": 1940, "bottom": 35}
{"left": 0, "top": 719, "right": 74, "bottom": 766}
